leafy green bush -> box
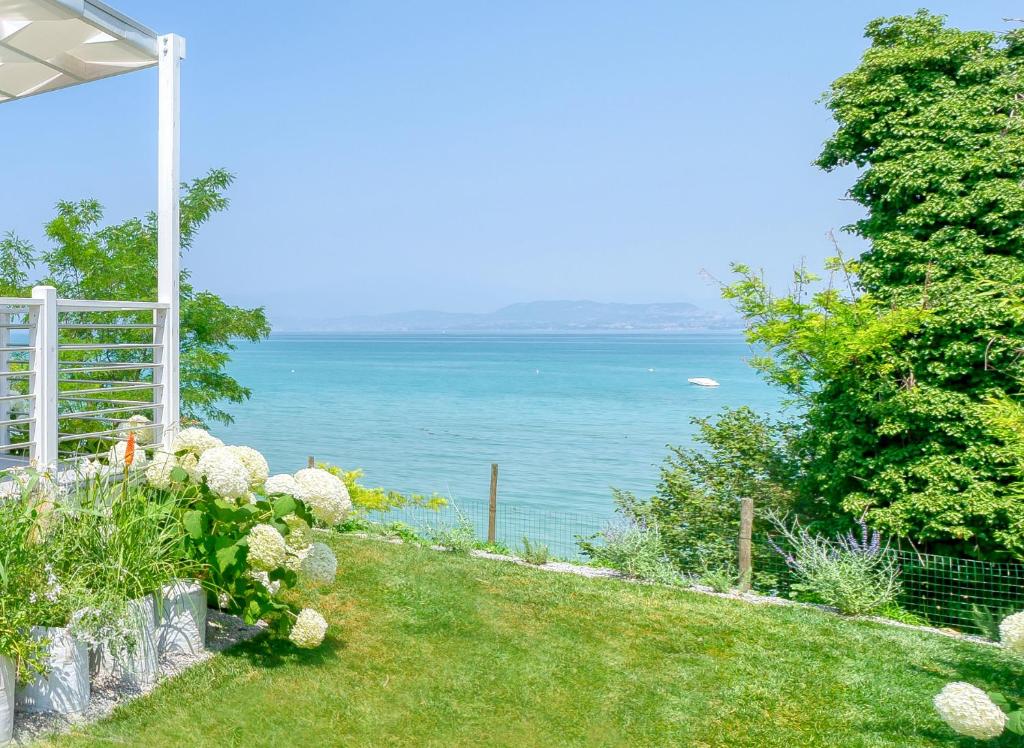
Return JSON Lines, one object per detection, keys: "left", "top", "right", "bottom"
{"left": 609, "top": 407, "right": 799, "bottom": 587}
{"left": 520, "top": 537, "right": 550, "bottom": 566}
{"left": 580, "top": 519, "right": 679, "bottom": 585}
{"left": 0, "top": 485, "right": 50, "bottom": 680}
{"left": 768, "top": 514, "right": 901, "bottom": 616}
{"left": 427, "top": 517, "right": 478, "bottom": 555}
{"left": 698, "top": 565, "right": 737, "bottom": 594}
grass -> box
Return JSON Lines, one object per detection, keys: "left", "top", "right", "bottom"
{"left": 44, "top": 535, "right": 1024, "bottom": 748}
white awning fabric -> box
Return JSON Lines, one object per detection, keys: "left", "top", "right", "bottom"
{"left": 0, "top": 0, "right": 157, "bottom": 102}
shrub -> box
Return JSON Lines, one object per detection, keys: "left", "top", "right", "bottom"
{"left": 520, "top": 537, "right": 550, "bottom": 566}
{"left": 698, "top": 565, "right": 737, "bottom": 594}
{"left": 580, "top": 518, "right": 679, "bottom": 585}
{"left": 768, "top": 514, "right": 901, "bottom": 616}
{"left": 0, "top": 485, "right": 50, "bottom": 680}
{"left": 141, "top": 426, "right": 344, "bottom": 647}
{"left": 612, "top": 407, "right": 802, "bottom": 580}
{"left": 427, "top": 516, "right": 477, "bottom": 555}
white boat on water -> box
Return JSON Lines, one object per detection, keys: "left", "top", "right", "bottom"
{"left": 688, "top": 377, "right": 720, "bottom": 387}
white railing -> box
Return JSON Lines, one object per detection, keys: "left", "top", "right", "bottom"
{"left": 0, "top": 286, "right": 177, "bottom": 467}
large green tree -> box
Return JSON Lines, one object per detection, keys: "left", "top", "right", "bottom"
{"left": 0, "top": 168, "right": 269, "bottom": 427}
{"left": 729, "top": 12, "right": 1024, "bottom": 560}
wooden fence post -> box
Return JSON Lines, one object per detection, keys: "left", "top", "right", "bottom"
{"left": 488, "top": 463, "right": 498, "bottom": 544}
{"left": 738, "top": 497, "right": 754, "bottom": 592}
{"left": 308, "top": 455, "right": 315, "bottom": 469}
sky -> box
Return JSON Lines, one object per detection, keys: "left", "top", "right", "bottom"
{"left": 1, "top": 1, "right": 1019, "bottom": 326}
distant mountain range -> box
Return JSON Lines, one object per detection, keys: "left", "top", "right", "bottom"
{"left": 277, "top": 300, "right": 741, "bottom": 332}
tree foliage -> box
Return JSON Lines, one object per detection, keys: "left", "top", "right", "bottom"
{"left": 725, "top": 11, "right": 1024, "bottom": 559}
{"left": 0, "top": 168, "right": 269, "bottom": 426}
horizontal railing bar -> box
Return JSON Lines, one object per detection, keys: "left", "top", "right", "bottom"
{"left": 59, "top": 343, "right": 159, "bottom": 351}
{"left": 0, "top": 416, "right": 35, "bottom": 427}
{"left": 57, "top": 299, "right": 168, "bottom": 312}
{"left": 58, "top": 364, "right": 159, "bottom": 374}
{"left": 58, "top": 422, "right": 164, "bottom": 443}
{"left": 0, "top": 324, "right": 33, "bottom": 330}
{"left": 59, "top": 379, "right": 155, "bottom": 386}
{"left": 0, "top": 441, "right": 33, "bottom": 453}
{"left": 58, "top": 403, "right": 156, "bottom": 418}
{"left": 0, "top": 345, "right": 31, "bottom": 353}
{"left": 0, "top": 371, "right": 33, "bottom": 378}
{"left": 57, "top": 397, "right": 156, "bottom": 406}
{"left": 59, "top": 323, "right": 158, "bottom": 330}
{"left": 0, "top": 393, "right": 33, "bottom": 403}
{"left": 59, "top": 383, "right": 160, "bottom": 397}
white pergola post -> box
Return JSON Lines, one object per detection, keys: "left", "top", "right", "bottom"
{"left": 30, "top": 285, "right": 57, "bottom": 467}
{"left": 156, "top": 33, "right": 185, "bottom": 449}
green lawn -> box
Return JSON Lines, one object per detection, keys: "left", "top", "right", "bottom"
{"left": 45, "top": 535, "right": 1023, "bottom": 747}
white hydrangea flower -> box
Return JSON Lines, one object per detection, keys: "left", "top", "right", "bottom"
{"left": 227, "top": 445, "right": 269, "bottom": 488}
{"left": 283, "top": 514, "right": 312, "bottom": 551}
{"left": 246, "top": 523, "right": 287, "bottom": 572}
{"left": 249, "top": 569, "right": 281, "bottom": 596}
{"left": 77, "top": 457, "right": 101, "bottom": 480}
{"left": 265, "top": 473, "right": 307, "bottom": 499}
{"left": 293, "top": 468, "right": 352, "bottom": 526}
{"left": 107, "top": 439, "right": 150, "bottom": 470}
{"left": 934, "top": 682, "right": 1007, "bottom": 740}
{"left": 289, "top": 608, "right": 328, "bottom": 649}
{"left": 145, "top": 451, "right": 180, "bottom": 489}
{"left": 298, "top": 542, "right": 337, "bottom": 585}
{"left": 195, "top": 446, "right": 250, "bottom": 500}
{"left": 178, "top": 452, "right": 200, "bottom": 480}
{"left": 171, "top": 427, "right": 224, "bottom": 456}
{"left": 999, "top": 611, "right": 1024, "bottom": 654}
{"left": 120, "top": 414, "right": 153, "bottom": 444}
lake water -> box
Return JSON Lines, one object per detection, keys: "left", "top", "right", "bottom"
{"left": 218, "top": 333, "right": 782, "bottom": 532}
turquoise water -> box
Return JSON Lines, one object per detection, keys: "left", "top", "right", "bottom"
{"left": 218, "top": 333, "right": 781, "bottom": 527}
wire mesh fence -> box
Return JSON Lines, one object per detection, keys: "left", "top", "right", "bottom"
{"left": 370, "top": 497, "right": 1024, "bottom": 635}
{"left": 368, "top": 496, "right": 607, "bottom": 560}
{"left": 753, "top": 536, "right": 1024, "bottom": 635}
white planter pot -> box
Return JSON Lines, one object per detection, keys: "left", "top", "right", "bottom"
{"left": 90, "top": 595, "right": 159, "bottom": 691}
{"left": 16, "top": 627, "right": 89, "bottom": 714}
{"left": 0, "top": 655, "right": 13, "bottom": 746}
{"left": 156, "top": 580, "right": 206, "bottom": 656}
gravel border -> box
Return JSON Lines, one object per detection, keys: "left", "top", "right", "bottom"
{"left": 12, "top": 610, "right": 265, "bottom": 746}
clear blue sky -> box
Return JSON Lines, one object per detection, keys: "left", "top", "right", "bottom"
{"left": 1, "top": 1, "right": 1017, "bottom": 325}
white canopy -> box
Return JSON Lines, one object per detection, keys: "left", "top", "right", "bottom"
{"left": 0, "top": 0, "right": 158, "bottom": 102}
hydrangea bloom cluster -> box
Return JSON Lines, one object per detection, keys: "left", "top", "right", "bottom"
{"left": 934, "top": 682, "right": 1007, "bottom": 740}
{"left": 228, "top": 445, "right": 270, "bottom": 488}
{"left": 283, "top": 514, "right": 313, "bottom": 551}
{"left": 294, "top": 468, "right": 352, "bottom": 526}
{"left": 171, "top": 427, "right": 224, "bottom": 456}
{"left": 196, "top": 446, "right": 251, "bottom": 500}
{"left": 119, "top": 414, "right": 154, "bottom": 444}
{"left": 246, "top": 524, "right": 288, "bottom": 572}
{"left": 145, "top": 451, "right": 179, "bottom": 490}
{"left": 265, "top": 473, "right": 306, "bottom": 499}
{"left": 286, "top": 542, "right": 337, "bottom": 585}
{"left": 999, "top": 611, "right": 1024, "bottom": 654}
{"left": 289, "top": 608, "right": 328, "bottom": 649}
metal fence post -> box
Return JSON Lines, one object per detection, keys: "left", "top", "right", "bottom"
{"left": 738, "top": 497, "right": 754, "bottom": 592}
{"left": 30, "top": 285, "right": 58, "bottom": 468}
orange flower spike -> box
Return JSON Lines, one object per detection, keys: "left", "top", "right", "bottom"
{"left": 124, "top": 432, "right": 136, "bottom": 468}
